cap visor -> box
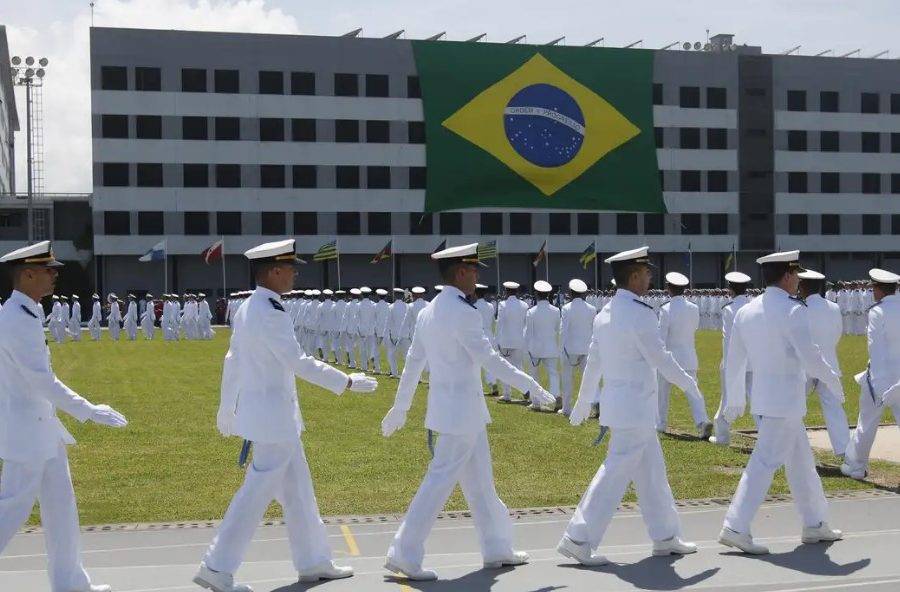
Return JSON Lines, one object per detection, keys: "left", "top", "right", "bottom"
{"left": 47, "top": 260, "right": 65, "bottom": 268}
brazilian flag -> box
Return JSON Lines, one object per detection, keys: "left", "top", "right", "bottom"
{"left": 413, "top": 41, "right": 664, "bottom": 213}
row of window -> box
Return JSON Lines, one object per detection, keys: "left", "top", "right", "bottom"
{"left": 786, "top": 172, "right": 900, "bottom": 194}
{"left": 786, "top": 90, "right": 900, "bottom": 114}
{"left": 652, "top": 85, "right": 727, "bottom": 109}
{"left": 787, "top": 214, "right": 900, "bottom": 236}
{"left": 101, "top": 211, "right": 731, "bottom": 237}
{"left": 786, "top": 130, "right": 900, "bottom": 153}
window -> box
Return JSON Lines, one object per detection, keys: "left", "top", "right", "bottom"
{"left": 680, "top": 128, "right": 700, "bottom": 149}
{"left": 136, "top": 163, "right": 163, "bottom": 187}
{"left": 707, "top": 87, "right": 727, "bottom": 109}
{"left": 788, "top": 172, "right": 808, "bottom": 193}
{"left": 366, "top": 166, "right": 390, "bottom": 189}
{"left": 893, "top": 173, "right": 900, "bottom": 194}
{"left": 708, "top": 213, "right": 728, "bottom": 235}
{"left": 680, "top": 214, "right": 701, "bottom": 235}
{"left": 862, "top": 214, "right": 881, "bottom": 235}
{"left": 214, "top": 117, "right": 240, "bottom": 141}
{"left": 291, "top": 71, "right": 315, "bottom": 95}
{"left": 294, "top": 212, "right": 317, "bottom": 235}
{"left": 335, "top": 120, "right": 359, "bottom": 142}
{"left": 366, "top": 120, "right": 389, "bottom": 143}
{"left": 409, "top": 167, "right": 427, "bottom": 189}
{"left": 821, "top": 172, "right": 840, "bottom": 193}
{"left": 787, "top": 130, "right": 807, "bottom": 151}
{"left": 644, "top": 213, "right": 664, "bottom": 235}
{"left": 134, "top": 67, "right": 161, "bottom": 91}
{"left": 292, "top": 165, "right": 317, "bottom": 188}
{"left": 259, "top": 118, "right": 285, "bottom": 142}
{"left": 216, "top": 164, "right": 241, "bottom": 188}
{"left": 407, "top": 76, "right": 421, "bottom": 98}
{"left": 708, "top": 171, "right": 728, "bottom": 192}
{"left": 861, "top": 92, "right": 880, "bottom": 114}
{"left": 549, "top": 213, "right": 571, "bottom": 235}
{"left": 617, "top": 213, "right": 638, "bottom": 235}
{"left": 481, "top": 212, "right": 503, "bottom": 235}
{"left": 892, "top": 93, "right": 900, "bottom": 115}
{"left": 183, "top": 164, "right": 209, "bottom": 188}
{"left": 893, "top": 214, "right": 900, "bottom": 235}
{"left": 862, "top": 173, "right": 881, "bottom": 194}
{"left": 787, "top": 90, "right": 806, "bottom": 111}
{"left": 707, "top": 128, "right": 727, "bottom": 149}
{"left": 184, "top": 212, "right": 209, "bottom": 235}
{"left": 577, "top": 213, "right": 598, "bottom": 235}
{"left": 788, "top": 214, "right": 808, "bottom": 235}
{"left": 410, "top": 213, "right": 432, "bottom": 235}
{"left": 260, "top": 165, "right": 285, "bottom": 188}
{"left": 334, "top": 73, "right": 359, "bottom": 96}
{"left": 440, "top": 212, "right": 462, "bottom": 235}
{"left": 368, "top": 212, "right": 391, "bottom": 235}
{"left": 680, "top": 170, "right": 701, "bottom": 191}
{"left": 654, "top": 127, "right": 663, "bottom": 148}
{"left": 104, "top": 211, "right": 130, "bottom": 235}
{"left": 138, "top": 211, "right": 164, "bottom": 235}
{"left": 217, "top": 212, "right": 242, "bottom": 235}
{"left": 135, "top": 115, "right": 162, "bottom": 139}
{"left": 182, "top": 68, "right": 206, "bottom": 92}
{"left": 408, "top": 121, "right": 426, "bottom": 144}
{"left": 261, "top": 212, "right": 286, "bottom": 235}
{"left": 182, "top": 116, "right": 208, "bottom": 140}
{"left": 336, "top": 166, "right": 360, "bottom": 189}
{"left": 509, "top": 213, "right": 531, "bottom": 235}
{"left": 365, "top": 74, "right": 389, "bottom": 97}
{"left": 101, "top": 115, "right": 128, "bottom": 138}
{"left": 291, "top": 118, "right": 316, "bottom": 142}
{"left": 820, "top": 131, "right": 839, "bottom": 152}
{"left": 100, "top": 66, "right": 127, "bottom": 90}
{"left": 862, "top": 132, "right": 880, "bottom": 153}
{"left": 103, "top": 163, "right": 129, "bottom": 186}
{"left": 652, "top": 83, "right": 663, "bottom": 105}
{"left": 892, "top": 133, "right": 900, "bottom": 153}
{"left": 258, "top": 71, "right": 283, "bottom": 95}
{"left": 821, "top": 214, "right": 840, "bottom": 235}
{"left": 820, "top": 91, "right": 839, "bottom": 112}
{"left": 679, "top": 86, "right": 700, "bottom": 108}
{"left": 214, "top": 69, "right": 239, "bottom": 93}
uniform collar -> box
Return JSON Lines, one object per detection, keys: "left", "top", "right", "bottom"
{"left": 439, "top": 285, "right": 465, "bottom": 299}
{"left": 613, "top": 288, "right": 639, "bottom": 300}
{"left": 10, "top": 290, "right": 40, "bottom": 313}
{"left": 806, "top": 293, "right": 823, "bottom": 303}
{"left": 764, "top": 286, "right": 791, "bottom": 299}
{"left": 254, "top": 286, "right": 282, "bottom": 302}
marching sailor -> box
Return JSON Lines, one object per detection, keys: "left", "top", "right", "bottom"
{"left": 87, "top": 293, "right": 102, "bottom": 341}
{"left": 385, "top": 288, "right": 410, "bottom": 379}
{"left": 524, "top": 280, "right": 561, "bottom": 409}
{"left": 559, "top": 279, "right": 596, "bottom": 416}
{"left": 495, "top": 281, "right": 529, "bottom": 402}
{"left": 711, "top": 272, "right": 753, "bottom": 445}
{"left": 68, "top": 295, "right": 82, "bottom": 341}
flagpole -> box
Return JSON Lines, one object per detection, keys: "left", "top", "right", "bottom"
{"left": 495, "top": 235, "right": 501, "bottom": 290}
{"left": 390, "top": 236, "right": 396, "bottom": 292}
{"left": 335, "top": 238, "right": 342, "bottom": 290}
{"left": 221, "top": 237, "right": 226, "bottom": 299}
{"left": 164, "top": 242, "right": 168, "bottom": 295}
{"left": 733, "top": 241, "right": 737, "bottom": 272}
{"left": 688, "top": 241, "right": 693, "bottom": 288}
{"left": 545, "top": 235, "right": 550, "bottom": 282}
{"left": 593, "top": 243, "right": 598, "bottom": 289}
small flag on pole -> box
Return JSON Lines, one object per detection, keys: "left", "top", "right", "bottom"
{"left": 313, "top": 240, "right": 338, "bottom": 262}
{"left": 724, "top": 252, "right": 734, "bottom": 272}
{"left": 477, "top": 240, "right": 497, "bottom": 261}
{"left": 139, "top": 240, "right": 166, "bottom": 262}
{"left": 371, "top": 240, "right": 392, "bottom": 264}
{"left": 579, "top": 241, "right": 597, "bottom": 269}
{"left": 201, "top": 239, "right": 223, "bottom": 264}
{"left": 532, "top": 240, "right": 547, "bottom": 268}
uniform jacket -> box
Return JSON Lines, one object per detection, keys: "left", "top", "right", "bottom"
{"left": 658, "top": 296, "right": 700, "bottom": 371}
{"left": 560, "top": 298, "right": 597, "bottom": 357}
{"left": 495, "top": 295, "right": 528, "bottom": 350}
{"left": 524, "top": 300, "right": 561, "bottom": 358}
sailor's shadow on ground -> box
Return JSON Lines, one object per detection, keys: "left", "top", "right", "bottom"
{"left": 382, "top": 566, "right": 562, "bottom": 592}
{"left": 560, "top": 554, "right": 719, "bottom": 591}
{"left": 722, "top": 541, "right": 870, "bottom": 576}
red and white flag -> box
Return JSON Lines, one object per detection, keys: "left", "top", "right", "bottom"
{"left": 201, "top": 240, "right": 223, "bottom": 264}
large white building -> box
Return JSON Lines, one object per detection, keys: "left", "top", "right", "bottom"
{"left": 0, "top": 25, "right": 19, "bottom": 198}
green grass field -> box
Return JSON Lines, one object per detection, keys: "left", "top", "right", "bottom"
{"left": 33, "top": 329, "right": 897, "bottom": 526}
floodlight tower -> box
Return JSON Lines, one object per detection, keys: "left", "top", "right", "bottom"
{"left": 10, "top": 55, "right": 49, "bottom": 243}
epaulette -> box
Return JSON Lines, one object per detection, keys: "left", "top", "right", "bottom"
{"left": 20, "top": 305, "right": 37, "bottom": 319}
{"left": 867, "top": 302, "right": 881, "bottom": 312}
{"left": 789, "top": 296, "right": 807, "bottom": 307}
{"left": 269, "top": 298, "right": 285, "bottom": 312}
{"left": 458, "top": 295, "right": 476, "bottom": 310}
{"left": 660, "top": 300, "right": 671, "bottom": 308}
{"left": 722, "top": 301, "right": 733, "bottom": 309}
{"left": 633, "top": 299, "right": 654, "bottom": 310}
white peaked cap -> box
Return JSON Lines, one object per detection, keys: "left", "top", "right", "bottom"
{"left": 434, "top": 285, "right": 444, "bottom": 291}
{"left": 322, "top": 289, "right": 334, "bottom": 295}
{"left": 610, "top": 278, "right": 617, "bottom": 286}
{"left": 243, "top": 238, "right": 301, "bottom": 263}
{"left": 724, "top": 271, "right": 752, "bottom": 284}
{"left": 798, "top": 269, "right": 826, "bottom": 281}
{"left": 475, "top": 283, "right": 488, "bottom": 290}
{"left": 0, "top": 240, "right": 64, "bottom": 267}
{"left": 502, "top": 281, "right": 520, "bottom": 290}
{"left": 604, "top": 245, "right": 650, "bottom": 265}
{"left": 311, "top": 289, "right": 321, "bottom": 296}
{"left": 376, "top": 288, "right": 388, "bottom": 295}
{"left": 533, "top": 280, "right": 553, "bottom": 293}
{"left": 430, "top": 242, "right": 486, "bottom": 266}
{"left": 665, "top": 272, "right": 690, "bottom": 287}
{"left": 869, "top": 268, "right": 900, "bottom": 284}
{"left": 360, "top": 286, "right": 372, "bottom": 294}
{"left": 349, "top": 288, "right": 362, "bottom": 295}
{"left": 411, "top": 286, "right": 426, "bottom": 294}
{"left": 393, "top": 288, "right": 406, "bottom": 293}
{"left": 568, "top": 279, "right": 588, "bottom": 293}
{"left": 756, "top": 249, "right": 802, "bottom": 266}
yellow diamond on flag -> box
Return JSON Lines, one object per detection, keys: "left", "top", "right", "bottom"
{"left": 442, "top": 53, "right": 641, "bottom": 197}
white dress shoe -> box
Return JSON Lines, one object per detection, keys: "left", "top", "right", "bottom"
{"left": 840, "top": 463, "right": 867, "bottom": 480}
{"left": 718, "top": 527, "right": 769, "bottom": 555}
{"left": 484, "top": 550, "right": 529, "bottom": 568}
{"left": 384, "top": 558, "right": 438, "bottom": 581}
{"left": 193, "top": 563, "right": 253, "bottom": 592}
{"left": 698, "top": 422, "right": 714, "bottom": 440}
{"left": 802, "top": 522, "right": 843, "bottom": 544}
{"left": 297, "top": 561, "right": 353, "bottom": 582}
{"left": 709, "top": 435, "right": 729, "bottom": 446}
{"left": 653, "top": 536, "right": 698, "bottom": 556}
{"left": 556, "top": 535, "right": 610, "bottom": 566}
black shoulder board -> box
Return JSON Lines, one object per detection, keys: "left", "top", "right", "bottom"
{"left": 661, "top": 300, "right": 671, "bottom": 307}
{"left": 789, "top": 296, "right": 807, "bottom": 307}
{"left": 722, "top": 300, "right": 733, "bottom": 309}
{"left": 868, "top": 302, "right": 881, "bottom": 312}
{"left": 458, "top": 295, "right": 477, "bottom": 310}
{"left": 20, "top": 305, "right": 38, "bottom": 319}
{"left": 269, "top": 298, "right": 285, "bottom": 312}
{"left": 633, "top": 299, "right": 654, "bottom": 310}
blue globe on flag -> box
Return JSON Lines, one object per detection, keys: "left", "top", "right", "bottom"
{"left": 503, "top": 83, "right": 585, "bottom": 168}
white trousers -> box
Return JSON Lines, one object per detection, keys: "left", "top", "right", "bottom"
{"left": 713, "top": 368, "right": 754, "bottom": 442}
{"left": 68, "top": 321, "right": 81, "bottom": 341}
{"left": 89, "top": 323, "right": 101, "bottom": 341}
{"left": 141, "top": 321, "right": 155, "bottom": 340}
{"left": 657, "top": 370, "right": 708, "bottom": 430}
{"left": 124, "top": 320, "right": 138, "bottom": 341}
{"left": 361, "top": 334, "right": 379, "bottom": 372}
{"left": 203, "top": 439, "right": 332, "bottom": 574}
{"left": 108, "top": 321, "right": 121, "bottom": 341}
{"left": 560, "top": 353, "right": 587, "bottom": 414}
{"left": 807, "top": 378, "right": 850, "bottom": 456}
{"left": 386, "top": 338, "right": 410, "bottom": 377}
{"left": 498, "top": 348, "right": 525, "bottom": 399}
{"left": 844, "top": 385, "right": 900, "bottom": 474}
{"left": 528, "top": 356, "right": 560, "bottom": 398}
{"left": 388, "top": 430, "right": 514, "bottom": 568}
{"left": 724, "top": 416, "right": 828, "bottom": 534}
{"left": 565, "top": 427, "right": 680, "bottom": 546}
{"left": 0, "top": 444, "right": 92, "bottom": 592}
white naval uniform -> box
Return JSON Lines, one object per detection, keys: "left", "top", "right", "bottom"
{"left": 204, "top": 287, "right": 350, "bottom": 575}
{"left": 87, "top": 301, "right": 102, "bottom": 341}
{"left": 723, "top": 287, "right": 841, "bottom": 535}
{"left": 198, "top": 299, "right": 214, "bottom": 339}
{"left": 374, "top": 299, "right": 391, "bottom": 373}
{"left": 107, "top": 302, "right": 122, "bottom": 341}
{"left": 564, "top": 289, "right": 699, "bottom": 546}
{"left": 559, "top": 297, "right": 596, "bottom": 414}
{"left": 50, "top": 301, "right": 64, "bottom": 343}
{"left": 656, "top": 296, "right": 709, "bottom": 430}
{"left": 342, "top": 300, "right": 360, "bottom": 368}
{"left": 524, "top": 300, "right": 561, "bottom": 397}
{"left": 474, "top": 298, "right": 497, "bottom": 390}
{"left": 68, "top": 301, "right": 82, "bottom": 341}
{"left": 804, "top": 294, "right": 849, "bottom": 456}
{"left": 124, "top": 300, "right": 138, "bottom": 340}
{"left": 495, "top": 295, "right": 529, "bottom": 400}
{"left": 331, "top": 299, "right": 347, "bottom": 362}
{"left": 844, "top": 294, "right": 900, "bottom": 475}
{"left": 386, "top": 286, "right": 546, "bottom": 569}
{"left": 713, "top": 294, "right": 753, "bottom": 442}
{"left": 0, "top": 291, "right": 100, "bottom": 592}
{"left": 385, "top": 300, "right": 409, "bottom": 378}
{"left": 357, "top": 298, "right": 378, "bottom": 372}
{"left": 141, "top": 301, "right": 156, "bottom": 340}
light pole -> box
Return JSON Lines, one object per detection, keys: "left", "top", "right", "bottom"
{"left": 10, "top": 55, "right": 48, "bottom": 244}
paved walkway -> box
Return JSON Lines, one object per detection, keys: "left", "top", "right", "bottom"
{"left": 808, "top": 425, "right": 900, "bottom": 462}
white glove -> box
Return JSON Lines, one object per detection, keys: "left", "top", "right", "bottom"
{"left": 528, "top": 387, "right": 556, "bottom": 408}
{"left": 724, "top": 404, "right": 744, "bottom": 423}
{"left": 381, "top": 406, "right": 407, "bottom": 437}
{"left": 349, "top": 373, "right": 378, "bottom": 393}
{"left": 90, "top": 404, "right": 128, "bottom": 428}
{"left": 569, "top": 398, "right": 592, "bottom": 426}
{"left": 216, "top": 409, "right": 236, "bottom": 437}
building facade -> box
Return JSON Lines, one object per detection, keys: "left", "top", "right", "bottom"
{"left": 0, "top": 25, "right": 19, "bottom": 197}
